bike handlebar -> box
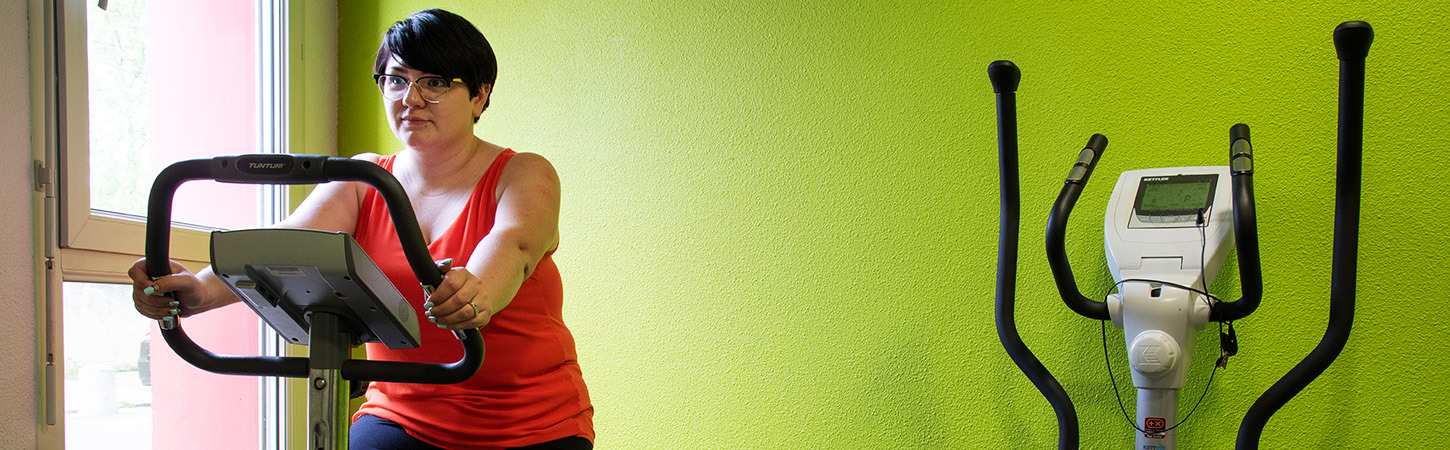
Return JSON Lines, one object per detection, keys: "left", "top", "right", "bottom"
{"left": 144, "top": 154, "right": 483, "bottom": 384}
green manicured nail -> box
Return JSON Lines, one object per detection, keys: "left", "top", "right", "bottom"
{"left": 144, "top": 286, "right": 157, "bottom": 296}
{"left": 437, "top": 324, "right": 447, "bottom": 329}
{"left": 424, "top": 302, "right": 434, "bottom": 309}
{"left": 428, "top": 317, "right": 436, "bottom": 323}
{"left": 169, "top": 308, "right": 180, "bottom": 316}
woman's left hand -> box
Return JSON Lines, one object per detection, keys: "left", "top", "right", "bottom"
{"left": 425, "top": 258, "right": 493, "bottom": 330}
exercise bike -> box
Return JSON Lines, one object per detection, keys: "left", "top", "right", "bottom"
{"left": 145, "top": 154, "right": 485, "bottom": 449}
{"left": 991, "top": 20, "right": 1372, "bottom": 449}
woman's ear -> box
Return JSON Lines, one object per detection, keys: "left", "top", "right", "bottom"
{"left": 473, "top": 84, "right": 492, "bottom": 118}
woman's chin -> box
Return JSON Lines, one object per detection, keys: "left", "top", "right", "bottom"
{"left": 395, "top": 129, "right": 436, "bottom": 149}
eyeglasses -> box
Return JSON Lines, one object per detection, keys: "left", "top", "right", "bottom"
{"left": 373, "top": 74, "right": 465, "bottom": 103}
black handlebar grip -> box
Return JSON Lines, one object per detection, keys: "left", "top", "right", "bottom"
{"left": 1230, "top": 123, "right": 1251, "bottom": 145}
{"left": 988, "top": 60, "right": 1021, "bottom": 94}
{"left": 1333, "top": 21, "right": 1374, "bottom": 61}
{"left": 1065, "top": 134, "right": 1108, "bottom": 184}
{"left": 1230, "top": 123, "right": 1253, "bottom": 175}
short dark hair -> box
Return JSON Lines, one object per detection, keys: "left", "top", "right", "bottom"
{"left": 374, "top": 9, "right": 497, "bottom": 113}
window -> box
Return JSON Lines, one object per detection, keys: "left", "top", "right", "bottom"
{"left": 41, "top": 0, "right": 302, "bottom": 448}
{"left": 60, "top": 1, "right": 261, "bottom": 265}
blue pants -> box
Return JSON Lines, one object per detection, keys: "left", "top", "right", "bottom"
{"left": 350, "top": 414, "right": 592, "bottom": 450}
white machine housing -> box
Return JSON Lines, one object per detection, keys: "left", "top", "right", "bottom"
{"left": 1103, "top": 166, "right": 1234, "bottom": 447}
{"left": 1106, "top": 166, "right": 1235, "bottom": 291}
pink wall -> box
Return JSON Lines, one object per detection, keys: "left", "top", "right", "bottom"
{"left": 147, "top": 1, "right": 260, "bottom": 448}
{"left": 149, "top": 0, "right": 260, "bottom": 231}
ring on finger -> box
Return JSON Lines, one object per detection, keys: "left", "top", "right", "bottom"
{"left": 469, "top": 301, "right": 480, "bottom": 317}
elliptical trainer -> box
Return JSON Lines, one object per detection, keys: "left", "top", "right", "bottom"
{"left": 990, "top": 20, "right": 1372, "bottom": 450}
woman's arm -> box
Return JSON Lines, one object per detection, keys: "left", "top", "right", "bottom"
{"left": 427, "top": 152, "right": 561, "bottom": 329}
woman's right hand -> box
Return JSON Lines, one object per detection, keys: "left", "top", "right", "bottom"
{"left": 128, "top": 258, "right": 205, "bottom": 321}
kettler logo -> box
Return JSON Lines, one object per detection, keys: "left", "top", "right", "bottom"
{"left": 248, "top": 162, "right": 287, "bottom": 169}
{"left": 1144, "top": 177, "right": 1169, "bottom": 182}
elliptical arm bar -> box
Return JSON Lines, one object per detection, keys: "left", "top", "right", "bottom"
{"left": 988, "top": 60, "right": 1080, "bottom": 449}
{"left": 1237, "top": 20, "right": 1371, "bottom": 449}
{"left": 1215, "top": 123, "right": 1264, "bottom": 321}
{"left": 1045, "top": 134, "right": 1112, "bottom": 321}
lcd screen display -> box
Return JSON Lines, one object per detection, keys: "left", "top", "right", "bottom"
{"left": 1139, "top": 180, "right": 1212, "bottom": 212}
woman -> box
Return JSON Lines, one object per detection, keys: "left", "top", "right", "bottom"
{"left": 129, "top": 9, "right": 594, "bottom": 449}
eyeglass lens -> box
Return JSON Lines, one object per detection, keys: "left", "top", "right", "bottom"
{"left": 377, "top": 75, "right": 454, "bottom": 102}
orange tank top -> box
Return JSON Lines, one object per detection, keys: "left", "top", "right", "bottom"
{"left": 350, "top": 150, "right": 593, "bottom": 449}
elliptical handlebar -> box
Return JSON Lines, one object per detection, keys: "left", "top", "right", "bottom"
{"left": 1237, "top": 20, "right": 1371, "bottom": 449}
{"left": 144, "top": 154, "right": 484, "bottom": 384}
{"left": 1046, "top": 124, "right": 1266, "bottom": 324}
{"left": 1216, "top": 123, "right": 1264, "bottom": 322}
{"left": 1045, "top": 134, "right": 1112, "bottom": 321}
{"left": 989, "top": 60, "right": 1081, "bottom": 450}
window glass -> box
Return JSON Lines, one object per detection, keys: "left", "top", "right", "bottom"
{"left": 85, "top": 1, "right": 148, "bottom": 219}
{"left": 63, "top": 280, "right": 264, "bottom": 449}
{"left": 62, "top": 282, "right": 153, "bottom": 448}
{"left": 87, "top": 0, "right": 259, "bottom": 230}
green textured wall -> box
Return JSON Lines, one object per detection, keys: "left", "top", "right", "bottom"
{"left": 337, "top": 1, "right": 1450, "bottom": 448}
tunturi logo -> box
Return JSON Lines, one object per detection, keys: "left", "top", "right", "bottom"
{"left": 248, "top": 162, "right": 287, "bottom": 169}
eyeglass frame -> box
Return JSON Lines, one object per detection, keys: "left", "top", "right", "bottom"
{"left": 373, "top": 73, "right": 467, "bottom": 104}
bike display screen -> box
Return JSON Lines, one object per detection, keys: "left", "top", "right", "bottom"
{"left": 1133, "top": 174, "right": 1218, "bottom": 216}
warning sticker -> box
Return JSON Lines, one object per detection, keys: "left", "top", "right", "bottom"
{"left": 1143, "top": 417, "right": 1167, "bottom": 439}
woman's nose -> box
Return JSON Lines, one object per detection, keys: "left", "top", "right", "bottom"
{"left": 403, "top": 82, "right": 428, "bottom": 107}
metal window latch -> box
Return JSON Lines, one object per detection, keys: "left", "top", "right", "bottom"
{"left": 33, "top": 160, "right": 48, "bottom": 192}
